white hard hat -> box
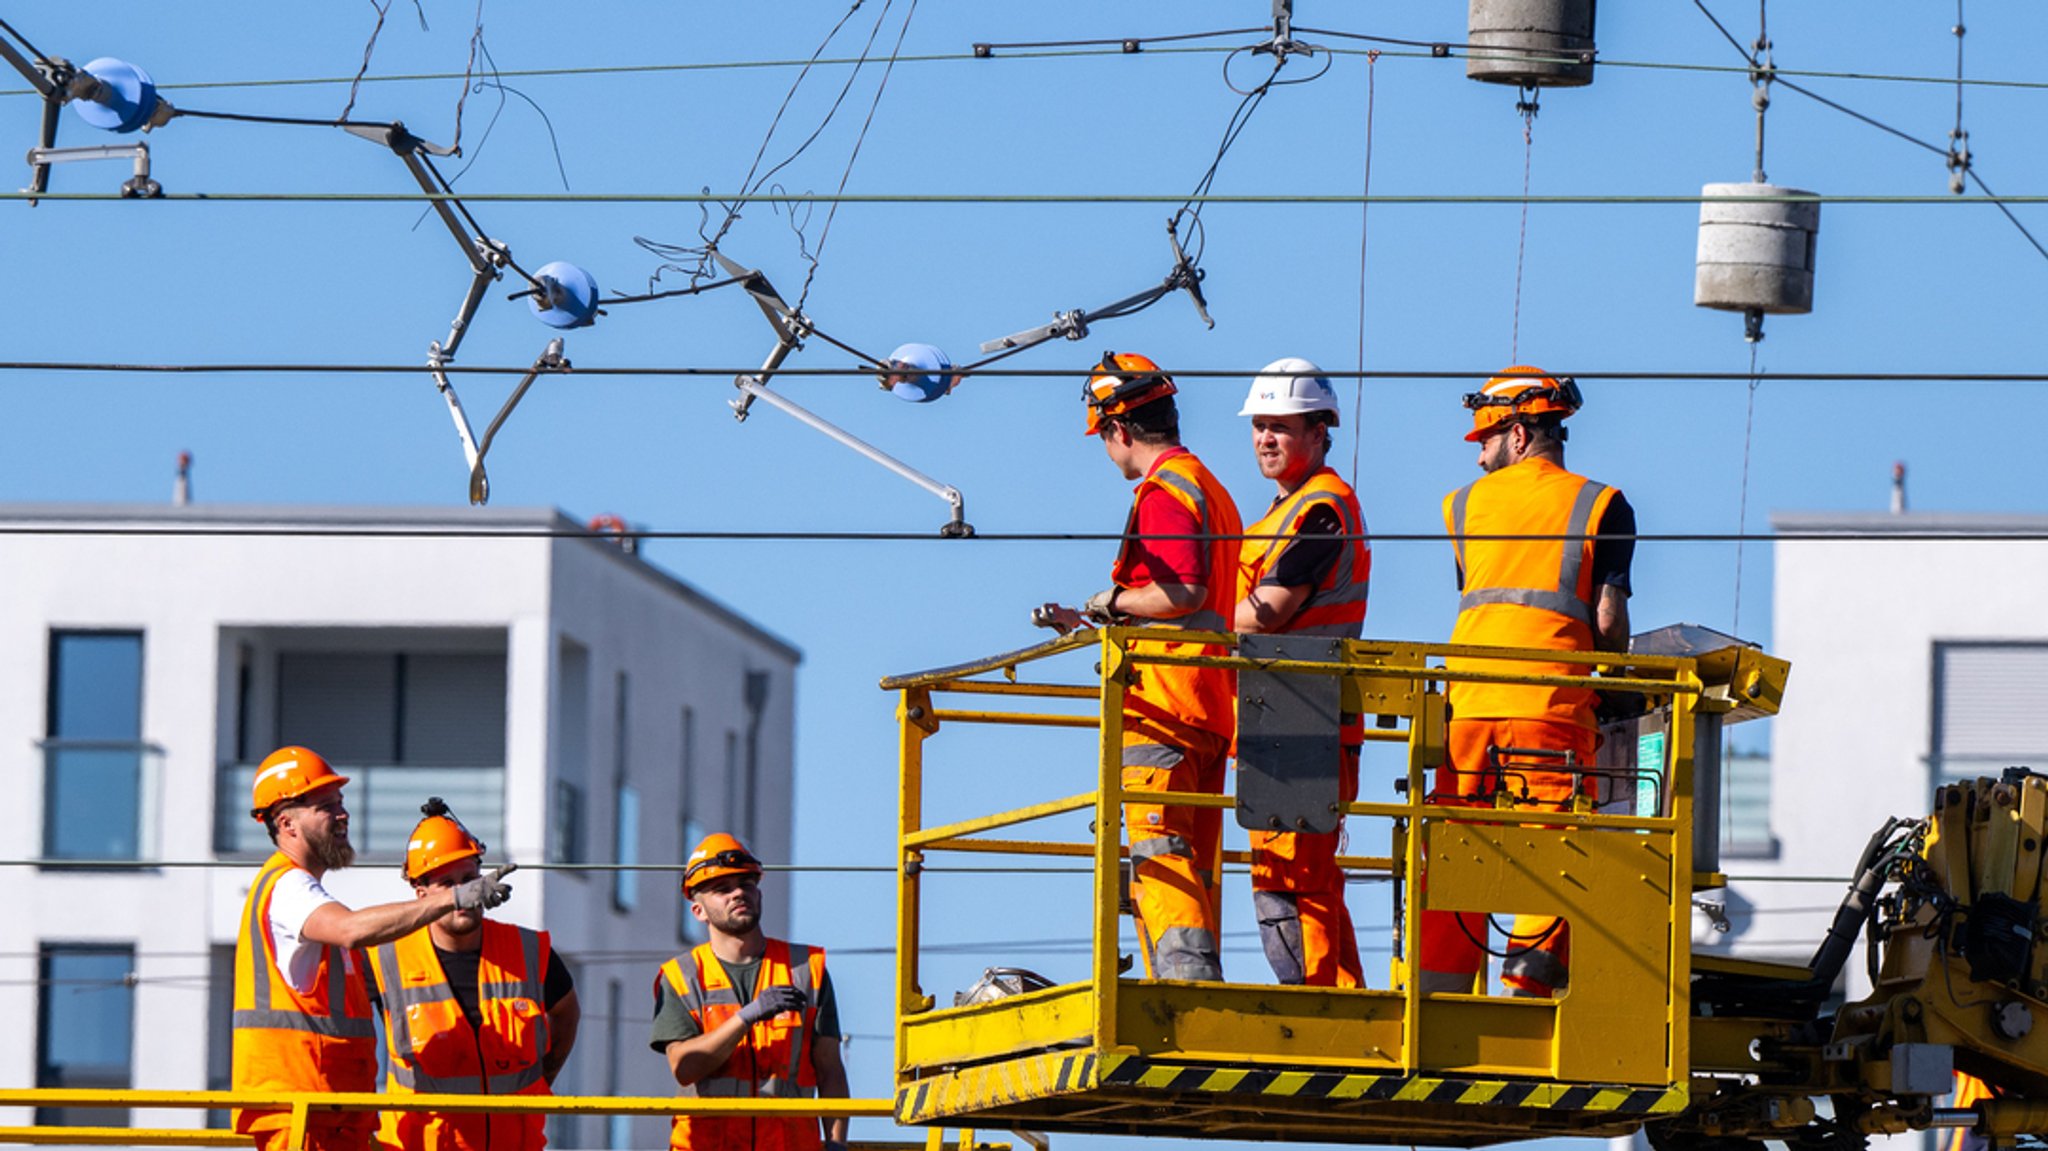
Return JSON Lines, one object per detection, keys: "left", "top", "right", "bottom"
{"left": 1238, "top": 357, "right": 1340, "bottom": 427}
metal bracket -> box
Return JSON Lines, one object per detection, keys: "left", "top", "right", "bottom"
{"left": 1252, "top": 0, "right": 1315, "bottom": 61}
{"left": 25, "top": 141, "right": 160, "bottom": 198}
{"left": 976, "top": 226, "right": 1214, "bottom": 356}
{"left": 715, "top": 249, "right": 974, "bottom": 537}
{"left": 429, "top": 338, "right": 571, "bottom": 505}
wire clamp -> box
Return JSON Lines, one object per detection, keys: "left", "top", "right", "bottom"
{"left": 1946, "top": 129, "right": 1971, "bottom": 195}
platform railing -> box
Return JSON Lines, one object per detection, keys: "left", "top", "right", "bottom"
{"left": 884, "top": 627, "right": 1710, "bottom": 1101}
{"left": 0, "top": 1088, "right": 1006, "bottom": 1151}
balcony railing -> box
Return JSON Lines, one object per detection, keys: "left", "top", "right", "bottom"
{"left": 215, "top": 763, "right": 505, "bottom": 858}
{"left": 39, "top": 739, "right": 165, "bottom": 865}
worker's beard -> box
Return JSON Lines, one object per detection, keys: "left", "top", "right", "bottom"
{"left": 704, "top": 903, "right": 760, "bottom": 937}
{"left": 304, "top": 823, "right": 357, "bottom": 871}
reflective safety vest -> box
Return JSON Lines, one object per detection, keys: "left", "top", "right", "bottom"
{"left": 231, "top": 852, "right": 378, "bottom": 1140}
{"left": 368, "top": 921, "right": 554, "bottom": 1151}
{"left": 1111, "top": 450, "right": 1244, "bottom": 746}
{"left": 657, "top": 940, "right": 827, "bottom": 1151}
{"left": 1443, "top": 456, "right": 1621, "bottom": 727}
{"left": 1239, "top": 467, "right": 1370, "bottom": 639}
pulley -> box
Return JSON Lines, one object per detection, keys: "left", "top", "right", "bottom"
{"left": 1465, "top": 0, "right": 1596, "bottom": 89}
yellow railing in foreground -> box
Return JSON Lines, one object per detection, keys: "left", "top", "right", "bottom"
{"left": 0, "top": 1090, "right": 930, "bottom": 1151}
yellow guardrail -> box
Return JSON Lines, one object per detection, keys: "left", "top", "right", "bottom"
{"left": 0, "top": 1090, "right": 995, "bottom": 1151}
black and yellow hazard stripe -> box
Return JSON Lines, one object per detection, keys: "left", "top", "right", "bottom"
{"left": 898, "top": 1050, "right": 1099, "bottom": 1123}
{"left": 897, "top": 1050, "right": 1685, "bottom": 1123}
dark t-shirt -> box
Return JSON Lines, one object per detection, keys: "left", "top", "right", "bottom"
{"left": 648, "top": 957, "right": 840, "bottom": 1052}
{"left": 367, "top": 939, "right": 574, "bottom": 1029}
{"left": 1263, "top": 502, "right": 1346, "bottom": 590}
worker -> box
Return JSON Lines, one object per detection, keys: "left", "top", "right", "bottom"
{"left": 650, "top": 834, "right": 850, "bottom": 1151}
{"left": 1232, "top": 357, "right": 1371, "bottom": 988}
{"left": 1418, "top": 368, "right": 1634, "bottom": 997}
{"left": 1037, "top": 351, "right": 1244, "bottom": 982}
{"left": 367, "top": 799, "right": 579, "bottom": 1151}
{"left": 234, "top": 746, "right": 514, "bottom": 1151}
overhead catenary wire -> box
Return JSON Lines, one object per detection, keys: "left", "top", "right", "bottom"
{"left": 11, "top": 190, "right": 2045, "bottom": 205}
{"left": 634, "top": 0, "right": 902, "bottom": 295}
{"left": 1690, "top": 0, "right": 2048, "bottom": 264}
{"left": 7, "top": 360, "right": 2048, "bottom": 381}
{"left": 792, "top": 0, "right": 919, "bottom": 312}
{"left": 1349, "top": 49, "right": 1380, "bottom": 487}
{"left": 11, "top": 44, "right": 2048, "bottom": 97}
{"left": 6, "top": 525, "right": 2048, "bottom": 544}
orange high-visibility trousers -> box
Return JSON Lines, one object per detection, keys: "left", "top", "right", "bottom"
{"left": 1417, "top": 717, "right": 1596, "bottom": 995}
{"left": 1123, "top": 730, "right": 1228, "bottom": 982}
{"left": 1250, "top": 745, "right": 1363, "bottom": 987}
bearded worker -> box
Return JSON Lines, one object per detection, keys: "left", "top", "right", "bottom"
{"left": 233, "top": 746, "right": 514, "bottom": 1151}
{"left": 650, "top": 834, "right": 849, "bottom": 1151}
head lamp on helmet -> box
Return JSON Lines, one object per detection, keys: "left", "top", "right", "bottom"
{"left": 682, "top": 832, "right": 763, "bottom": 894}
{"left": 404, "top": 797, "right": 488, "bottom": 881}
{"left": 1462, "top": 367, "right": 1582, "bottom": 442}
{"left": 1082, "top": 351, "right": 1177, "bottom": 436}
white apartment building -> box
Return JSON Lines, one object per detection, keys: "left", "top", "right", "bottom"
{"left": 0, "top": 503, "right": 801, "bottom": 1149}
{"left": 1702, "top": 512, "right": 2048, "bottom": 993}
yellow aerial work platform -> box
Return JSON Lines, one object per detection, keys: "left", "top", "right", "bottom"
{"left": 882, "top": 627, "right": 1787, "bottom": 1145}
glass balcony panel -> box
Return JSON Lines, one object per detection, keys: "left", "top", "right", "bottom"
{"left": 216, "top": 763, "right": 504, "bottom": 859}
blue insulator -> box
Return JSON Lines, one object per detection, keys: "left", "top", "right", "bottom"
{"left": 529, "top": 261, "right": 600, "bottom": 329}
{"left": 882, "top": 342, "right": 955, "bottom": 403}
{"left": 74, "top": 58, "right": 160, "bottom": 133}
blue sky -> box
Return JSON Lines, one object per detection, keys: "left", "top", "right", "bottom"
{"left": 7, "top": 2, "right": 2047, "bottom": 1145}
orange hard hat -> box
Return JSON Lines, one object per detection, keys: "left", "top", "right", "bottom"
{"left": 405, "top": 797, "right": 486, "bottom": 881}
{"left": 1463, "top": 367, "right": 1583, "bottom": 442}
{"left": 249, "top": 746, "right": 349, "bottom": 820}
{"left": 1082, "top": 351, "right": 1177, "bottom": 436}
{"left": 682, "top": 832, "right": 762, "bottom": 894}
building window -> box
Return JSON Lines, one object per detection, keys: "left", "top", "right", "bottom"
{"left": 36, "top": 944, "right": 135, "bottom": 1127}
{"left": 723, "top": 730, "right": 741, "bottom": 837}
{"left": 1720, "top": 747, "right": 1779, "bottom": 860}
{"left": 551, "top": 641, "right": 591, "bottom": 866}
{"left": 43, "top": 631, "right": 156, "bottom": 863}
{"left": 1930, "top": 642, "right": 2048, "bottom": 789}
{"left": 679, "top": 707, "right": 706, "bottom": 945}
{"left": 612, "top": 675, "right": 640, "bottom": 911}
{"left": 217, "top": 646, "right": 508, "bottom": 858}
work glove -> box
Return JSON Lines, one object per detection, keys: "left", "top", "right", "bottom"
{"left": 737, "top": 984, "right": 808, "bottom": 1026}
{"left": 453, "top": 863, "right": 518, "bottom": 911}
{"left": 1081, "top": 587, "right": 1129, "bottom": 626}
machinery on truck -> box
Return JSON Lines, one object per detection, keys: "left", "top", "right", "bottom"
{"left": 880, "top": 624, "right": 2047, "bottom": 1147}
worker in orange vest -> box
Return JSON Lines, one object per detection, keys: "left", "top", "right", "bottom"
{"left": 233, "top": 746, "right": 514, "bottom": 1151}
{"left": 1416, "top": 369, "right": 1635, "bottom": 997}
{"left": 368, "top": 799, "right": 580, "bottom": 1151}
{"left": 651, "top": 834, "right": 849, "bottom": 1151}
{"left": 1232, "top": 358, "right": 1371, "bottom": 988}
{"left": 1037, "top": 352, "right": 1244, "bottom": 982}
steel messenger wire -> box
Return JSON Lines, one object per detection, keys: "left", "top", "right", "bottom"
{"left": 8, "top": 43, "right": 2048, "bottom": 97}
{"left": 5, "top": 362, "right": 2047, "bottom": 381}
{"left": 6, "top": 190, "right": 2046, "bottom": 204}
{"left": 6, "top": 525, "right": 2048, "bottom": 544}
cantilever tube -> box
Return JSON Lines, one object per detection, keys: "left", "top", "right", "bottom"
{"left": 734, "top": 378, "right": 970, "bottom": 536}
